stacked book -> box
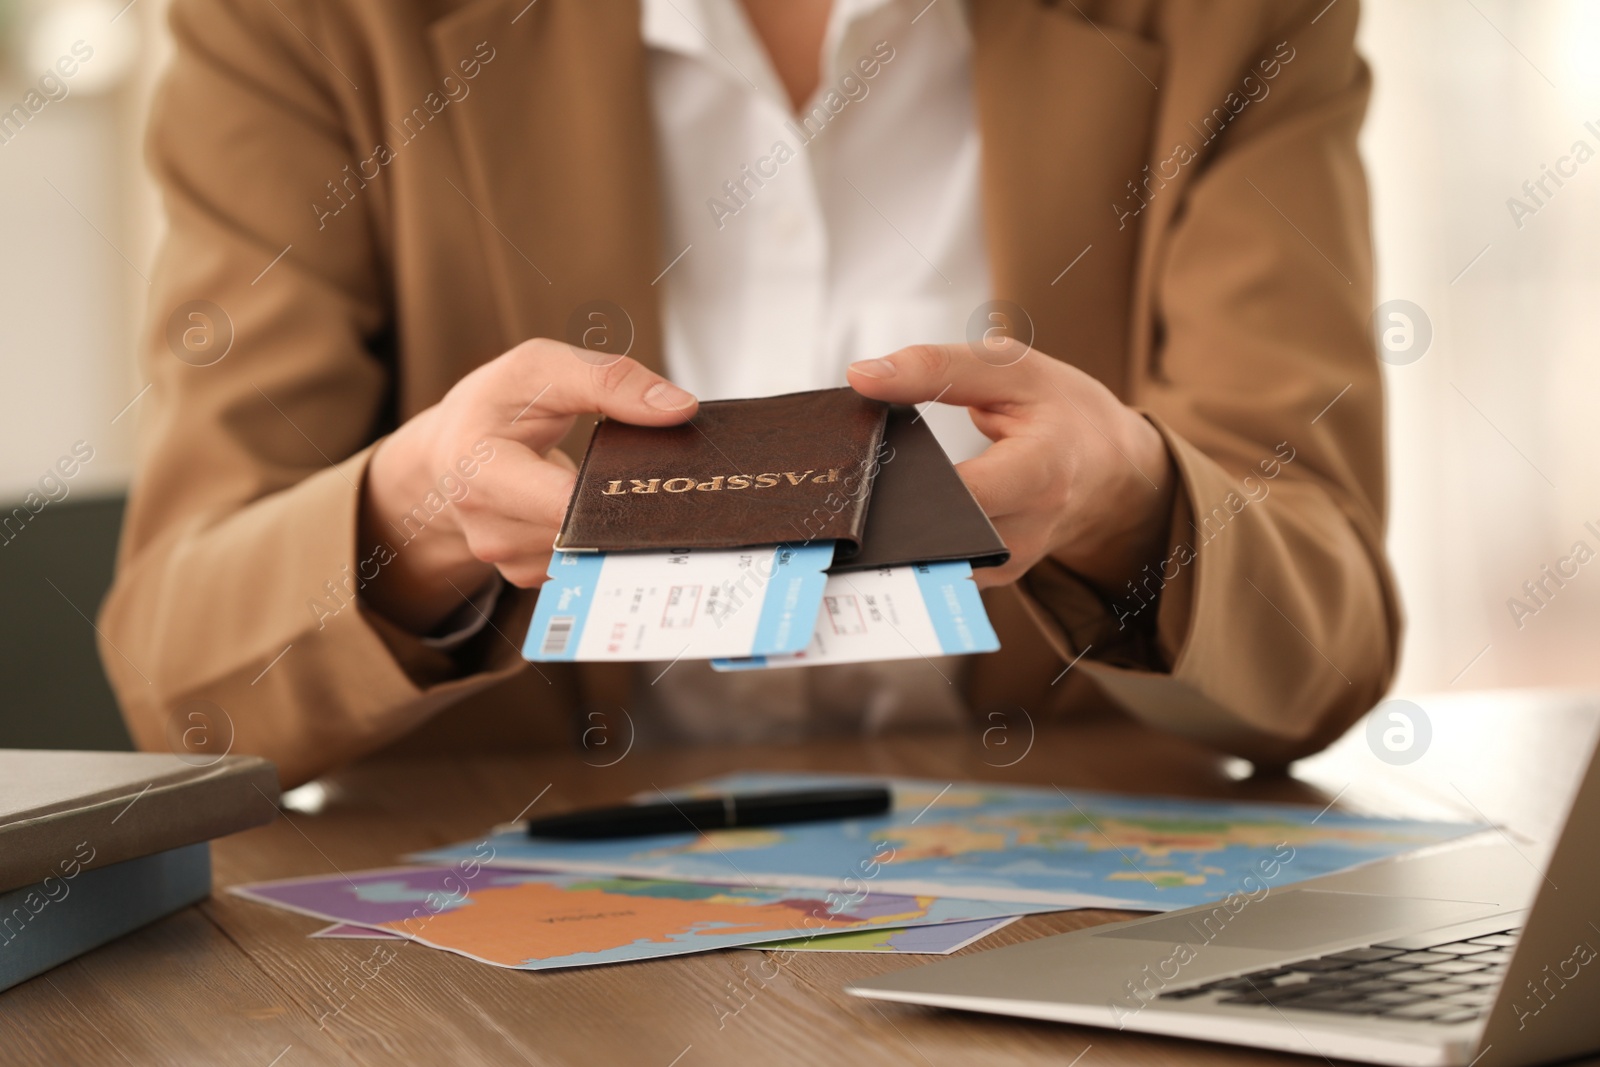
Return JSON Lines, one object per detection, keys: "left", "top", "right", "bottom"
{"left": 0, "top": 749, "right": 278, "bottom": 991}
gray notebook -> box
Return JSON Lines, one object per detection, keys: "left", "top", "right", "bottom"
{"left": 0, "top": 749, "right": 279, "bottom": 894}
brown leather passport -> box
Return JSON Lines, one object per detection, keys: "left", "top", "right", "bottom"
{"left": 834, "top": 405, "right": 1010, "bottom": 573}
{"left": 555, "top": 388, "right": 890, "bottom": 557}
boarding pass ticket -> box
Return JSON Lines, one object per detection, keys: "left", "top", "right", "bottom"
{"left": 711, "top": 561, "right": 999, "bottom": 671}
{"left": 522, "top": 542, "right": 835, "bottom": 662}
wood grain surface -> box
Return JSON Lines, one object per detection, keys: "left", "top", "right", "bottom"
{"left": 5, "top": 691, "right": 1597, "bottom": 1067}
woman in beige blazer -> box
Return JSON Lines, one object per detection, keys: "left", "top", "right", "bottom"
{"left": 101, "top": 0, "right": 1397, "bottom": 787}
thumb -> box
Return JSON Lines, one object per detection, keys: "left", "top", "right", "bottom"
{"left": 494, "top": 339, "right": 699, "bottom": 432}
{"left": 846, "top": 340, "right": 1043, "bottom": 411}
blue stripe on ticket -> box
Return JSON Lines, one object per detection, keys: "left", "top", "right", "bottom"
{"left": 910, "top": 560, "right": 999, "bottom": 654}
{"left": 750, "top": 542, "right": 837, "bottom": 656}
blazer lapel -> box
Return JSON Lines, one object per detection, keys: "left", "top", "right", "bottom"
{"left": 430, "top": 0, "right": 667, "bottom": 377}
{"left": 970, "top": 0, "right": 1163, "bottom": 399}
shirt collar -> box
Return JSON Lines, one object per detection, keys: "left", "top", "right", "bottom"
{"left": 640, "top": 0, "right": 966, "bottom": 68}
{"left": 640, "top": 0, "right": 709, "bottom": 59}
{"left": 641, "top": 0, "right": 972, "bottom": 121}
{"left": 641, "top": 0, "right": 790, "bottom": 106}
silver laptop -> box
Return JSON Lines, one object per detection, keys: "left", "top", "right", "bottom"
{"left": 848, "top": 730, "right": 1600, "bottom": 1067}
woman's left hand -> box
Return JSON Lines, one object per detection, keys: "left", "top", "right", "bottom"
{"left": 847, "top": 338, "right": 1177, "bottom": 593}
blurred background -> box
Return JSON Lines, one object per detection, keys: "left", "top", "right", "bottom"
{"left": 0, "top": 0, "right": 1595, "bottom": 751}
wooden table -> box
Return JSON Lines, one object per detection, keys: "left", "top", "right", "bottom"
{"left": 6, "top": 690, "right": 1598, "bottom": 1067}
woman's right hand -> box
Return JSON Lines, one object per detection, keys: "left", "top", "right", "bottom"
{"left": 358, "top": 339, "right": 699, "bottom": 634}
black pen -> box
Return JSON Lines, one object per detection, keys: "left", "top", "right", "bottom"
{"left": 525, "top": 785, "right": 892, "bottom": 840}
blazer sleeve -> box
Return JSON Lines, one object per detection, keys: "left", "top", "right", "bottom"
{"left": 98, "top": 0, "right": 527, "bottom": 787}
{"left": 1018, "top": 0, "right": 1401, "bottom": 765}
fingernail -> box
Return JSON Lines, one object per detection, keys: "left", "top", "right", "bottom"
{"left": 644, "top": 381, "right": 696, "bottom": 411}
{"left": 849, "top": 358, "right": 897, "bottom": 379}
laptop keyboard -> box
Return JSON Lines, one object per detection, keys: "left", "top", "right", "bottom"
{"left": 1157, "top": 927, "right": 1519, "bottom": 1025}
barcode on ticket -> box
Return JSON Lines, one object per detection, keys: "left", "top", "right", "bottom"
{"left": 541, "top": 616, "right": 575, "bottom": 657}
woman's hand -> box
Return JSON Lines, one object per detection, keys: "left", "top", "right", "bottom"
{"left": 847, "top": 338, "right": 1176, "bottom": 593}
{"left": 359, "top": 339, "right": 698, "bottom": 633}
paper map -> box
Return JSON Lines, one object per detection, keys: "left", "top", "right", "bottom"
{"left": 310, "top": 923, "right": 402, "bottom": 940}
{"left": 413, "top": 772, "right": 1486, "bottom": 910}
{"left": 311, "top": 914, "right": 1018, "bottom": 955}
{"left": 233, "top": 865, "right": 1049, "bottom": 970}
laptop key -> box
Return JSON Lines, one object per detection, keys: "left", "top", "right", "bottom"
{"left": 1350, "top": 961, "right": 1414, "bottom": 976}
{"left": 1265, "top": 984, "right": 1333, "bottom": 1003}
{"left": 1296, "top": 1000, "right": 1386, "bottom": 1015}
{"left": 1422, "top": 960, "right": 1490, "bottom": 975}
{"left": 1431, "top": 941, "right": 1497, "bottom": 955}
{"left": 1390, "top": 951, "right": 1457, "bottom": 965}
{"left": 1381, "top": 1002, "right": 1453, "bottom": 1020}
{"left": 1243, "top": 969, "right": 1293, "bottom": 983}
{"left": 1344, "top": 979, "right": 1406, "bottom": 994}
{"left": 1466, "top": 933, "right": 1519, "bottom": 947}
{"left": 1452, "top": 971, "right": 1505, "bottom": 987}
{"left": 1156, "top": 986, "right": 1214, "bottom": 999}
{"left": 1276, "top": 979, "right": 1359, "bottom": 998}
{"left": 1366, "top": 992, "right": 1428, "bottom": 1007}
{"left": 1213, "top": 973, "right": 1298, "bottom": 992}
{"left": 1472, "top": 949, "right": 1514, "bottom": 965}
{"left": 1408, "top": 981, "right": 1472, "bottom": 997}
{"left": 1290, "top": 992, "right": 1377, "bottom": 1011}
{"left": 1432, "top": 1008, "right": 1486, "bottom": 1025}
{"left": 1326, "top": 947, "right": 1405, "bottom": 963}
{"left": 1287, "top": 957, "right": 1359, "bottom": 973}
{"left": 1295, "top": 988, "right": 1365, "bottom": 1002}
{"left": 1374, "top": 933, "right": 1472, "bottom": 951}
{"left": 1385, "top": 969, "right": 1446, "bottom": 983}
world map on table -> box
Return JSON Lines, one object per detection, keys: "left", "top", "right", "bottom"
{"left": 414, "top": 773, "right": 1486, "bottom": 910}
{"left": 311, "top": 914, "right": 1018, "bottom": 955}
{"left": 232, "top": 865, "right": 1048, "bottom": 970}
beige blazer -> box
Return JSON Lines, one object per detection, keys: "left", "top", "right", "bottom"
{"left": 101, "top": 0, "right": 1399, "bottom": 786}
